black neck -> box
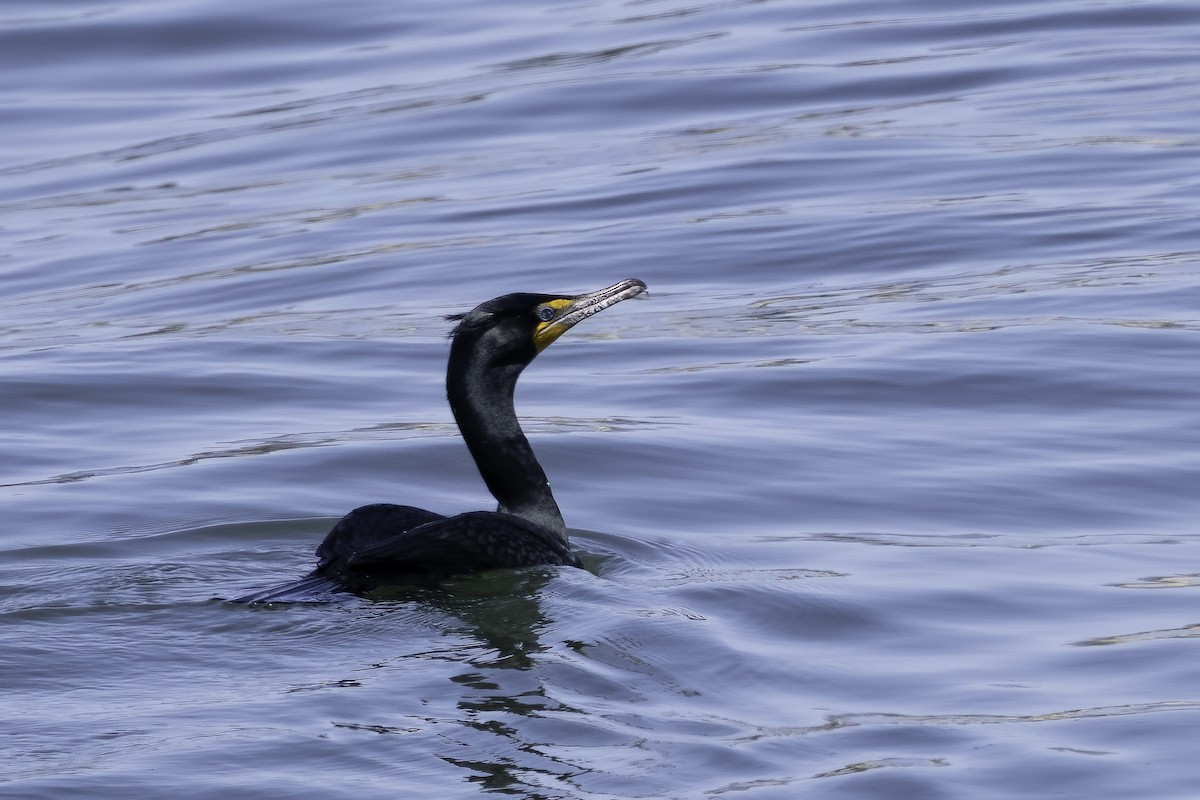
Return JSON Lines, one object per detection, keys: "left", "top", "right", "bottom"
{"left": 446, "top": 337, "right": 566, "bottom": 536}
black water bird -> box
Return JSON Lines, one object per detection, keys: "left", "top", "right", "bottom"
{"left": 234, "top": 278, "right": 647, "bottom": 602}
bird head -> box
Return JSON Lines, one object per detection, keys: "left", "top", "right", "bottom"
{"left": 448, "top": 278, "right": 647, "bottom": 372}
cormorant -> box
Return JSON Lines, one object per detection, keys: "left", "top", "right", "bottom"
{"left": 233, "top": 278, "right": 647, "bottom": 602}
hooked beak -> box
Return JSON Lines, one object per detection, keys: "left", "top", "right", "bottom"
{"left": 533, "top": 278, "right": 647, "bottom": 351}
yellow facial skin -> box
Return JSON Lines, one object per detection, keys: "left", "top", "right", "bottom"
{"left": 532, "top": 299, "right": 577, "bottom": 351}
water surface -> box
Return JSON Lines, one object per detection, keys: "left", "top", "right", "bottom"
{"left": 3, "top": 1, "right": 1199, "bottom": 798}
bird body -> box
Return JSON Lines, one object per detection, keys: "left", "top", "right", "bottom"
{"left": 234, "top": 279, "right": 645, "bottom": 602}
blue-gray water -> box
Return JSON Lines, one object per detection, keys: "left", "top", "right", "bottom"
{"left": 3, "top": 1, "right": 1199, "bottom": 797}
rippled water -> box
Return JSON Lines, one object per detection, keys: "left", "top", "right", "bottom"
{"left": 3, "top": 1, "right": 1199, "bottom": 798}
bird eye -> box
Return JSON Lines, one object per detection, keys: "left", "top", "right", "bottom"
{"left": 537, "top": 306, "right": 556, "bottom": 322}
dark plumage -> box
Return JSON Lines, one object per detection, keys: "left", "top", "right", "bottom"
{"left": 233, "top": 279, "right": 646, "bottom": 602}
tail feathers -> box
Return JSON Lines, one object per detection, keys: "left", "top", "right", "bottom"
{"left": 228, "top": 574, "right": 345, "bottom": 605}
